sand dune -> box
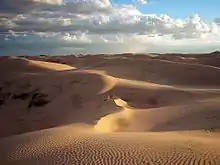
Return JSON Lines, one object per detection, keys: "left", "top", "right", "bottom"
{"left": 1, "top": 68, "right": 219, "bottom": 137}
{"left": 27, "top": 60, "right": 75, "bottom": 71}
{"left": 1, "top": 54, "right": 220, "bottom": 165}
{"left": 0, "top": 57, "right": 74, "bottom": 74}
{"left": 95, "top": 98, "right": 220, "bottom": 133}
{"left": 91, "top": 58, "right": 220, "bottom": 86}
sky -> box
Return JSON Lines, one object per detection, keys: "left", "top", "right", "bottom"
{"left": 0, "top": 0, "right": 220, "bottom": 56}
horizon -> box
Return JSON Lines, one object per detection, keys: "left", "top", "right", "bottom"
{"left": 12, "top": 50, "right": 220, "bottom": 57}
{"left": 0, "top": 0, "right": 220, "bottom": 56}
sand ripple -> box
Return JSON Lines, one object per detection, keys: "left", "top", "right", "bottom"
{"left": 0, "top": 127, "right": 220, "bottom": 165}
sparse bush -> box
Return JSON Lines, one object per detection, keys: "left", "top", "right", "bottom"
{"left": 28, "top": 92, "right": 49, "bottom": 109}
{"left": 13, "top": 93, "right": 30, "bottom": 100}
{"left": 0, "top": 92, "right": 12, "bottom": 106}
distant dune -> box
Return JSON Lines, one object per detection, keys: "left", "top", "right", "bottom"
{"left": 1, "top": 53, "right": 220, "bottom": 165}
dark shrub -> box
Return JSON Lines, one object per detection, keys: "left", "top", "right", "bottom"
{"left": 28, "top": 93, "right": 49, "bottom": 108}
{"left": 13, "top": 93, "right": 30, "bottom": 100}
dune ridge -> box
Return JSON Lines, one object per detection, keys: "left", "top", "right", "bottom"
{"left": 1, "top": 54, "right": 220, "bottom": 165}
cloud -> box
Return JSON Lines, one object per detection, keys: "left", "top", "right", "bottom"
{"left": 136, "top": 0, "right": 147, "bottom": 5}
{"left": 2, "top": 31, "right": 220, "bottom": 56}
{"left": 214, "top": 18, "right": 220, "bottom": 24}
{"left": 34, "top": 0, "right": 63, "bottom": 4}
{"left": 0, "top": 0, "right": 111, "bottom": 15}
{"left": 0, "top": 0, "right": 220, "bottom": 55}
{"left": 1, "top": 12, "right": 219, "bottom": 39}
{"left": 0, "top": 0, "right": 63, "bottom": 14}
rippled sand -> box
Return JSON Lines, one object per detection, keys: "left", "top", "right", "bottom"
{"left": 1, "top": 125, "right": 220, "bottom": 165}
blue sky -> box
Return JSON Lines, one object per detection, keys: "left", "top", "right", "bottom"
{"left": 0, "top": 0, "right": 220, "bottom": 55}
{"left": 113, "top": 0, "right": 219, "bottom": 22}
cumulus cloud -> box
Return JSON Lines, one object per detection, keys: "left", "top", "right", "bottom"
{"left": 0, "top": 0, "right": 220, "bottom": 55}
{"left": 1, "top": 12, "right": 219, "bottom": 38}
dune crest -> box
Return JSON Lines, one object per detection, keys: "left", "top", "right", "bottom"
{"left": 114, "top": 98, "right": 129, "bottom": 108}
{"left": 95, "top": 98, "right": 141, "bottom": 133}
{"left": 27, "top": 59, "right": 75, "bottom": 71}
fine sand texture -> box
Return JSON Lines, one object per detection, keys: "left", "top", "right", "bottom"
{"left": 0, "top": 53, "right": 220, "bottom": 165}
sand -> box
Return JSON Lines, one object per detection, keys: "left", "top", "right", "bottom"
{"left": 0, "top": 53, "right": 220, "bottom": 165}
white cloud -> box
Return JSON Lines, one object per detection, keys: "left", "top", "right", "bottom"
{"left": 0, "top": 0, "right": 220, "bottom": 55}
{"left": 34, "top": 0, "right": 63, "bottom": 4}
{"left": 2, "top": 11, "right": 219, "bottom": 38}
{"left": 136, "top": 0, "right": 147, "bottom": 5}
